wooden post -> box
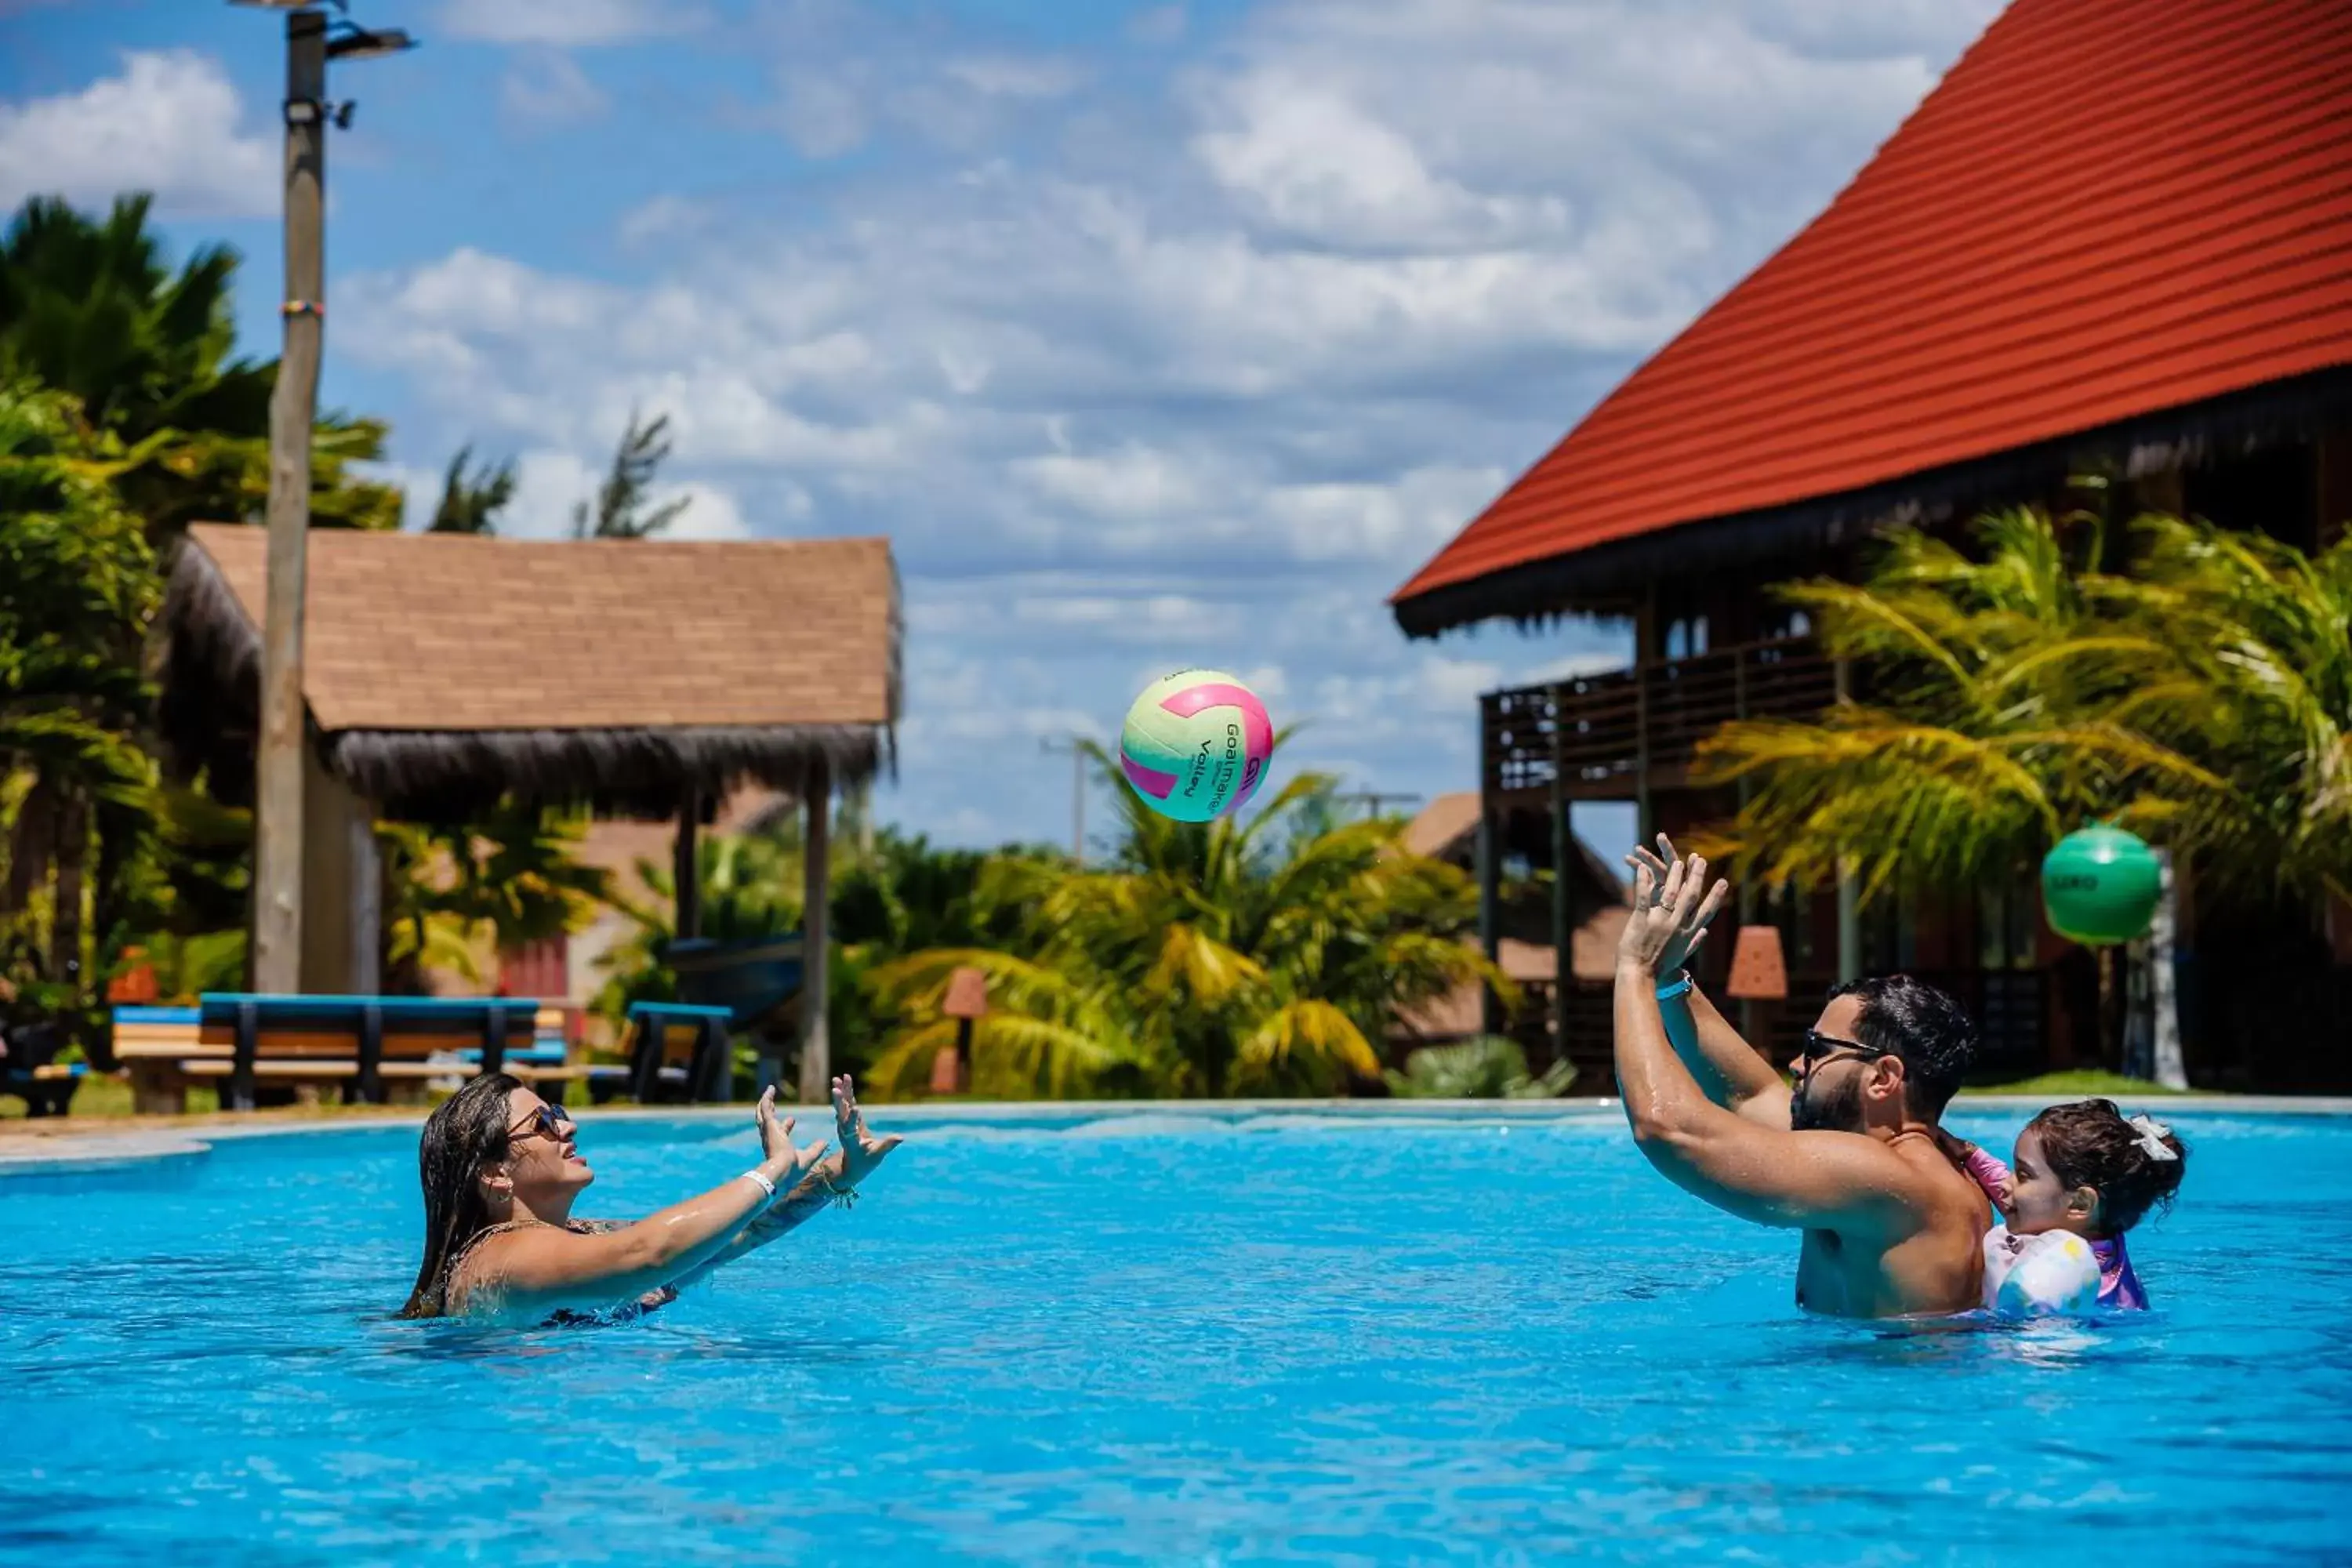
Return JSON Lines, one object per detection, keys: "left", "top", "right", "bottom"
{"left": 350, "top": 806, "right": 379, "bottom": 996}
{"left": 673, "top": 786, "right": 702, "bottom": 942}
{"left": 1634, "top": 590, "right": 1656, "bottom": 845}
{"left": 1548, "top": 683, "right": 1570, "bottom": 1069}
{"left": 1834, "top": 656, "right": 1860, "bottom": 982}
{"left": 1734, "top": 648, "right": 1759, "bottom": 1038}
{"left": 356, "top": 1003, "right": 383, "bottom": 1105}
{"left": 797, "top": 754, "right": 832, "bottom": 1103}
{"left": 253, "top": 9, "right": 328, "bottom": 996}
{"left": 1476, "top": 696, "right": 1501, "bottom": 1038}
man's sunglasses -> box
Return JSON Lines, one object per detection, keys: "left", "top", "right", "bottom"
{"left": 506, "top": 1103, "right": 575, "bottom": 1145}
{"left": 1799, "top": 1029, "right": 1893, "bottom": 1070}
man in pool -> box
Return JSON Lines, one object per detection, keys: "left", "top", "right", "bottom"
{"left": 1613, "top": 840, "right": 1988, "bottom": 1318}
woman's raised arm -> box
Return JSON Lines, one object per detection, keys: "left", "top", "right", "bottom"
{"left": 452, "top": 1088, "right": 826, "bottom": 1318}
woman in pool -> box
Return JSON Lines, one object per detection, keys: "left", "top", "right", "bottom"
{"left": 399, "top": 1073, "right": 900, "bottom": 1322}
{"left": 1977, "top": 1098, "right": 2187, "bottom": 1313}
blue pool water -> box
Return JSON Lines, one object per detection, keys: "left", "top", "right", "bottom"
{"left": 3, "top": 1106, "right": 2349, "bottom": 1565}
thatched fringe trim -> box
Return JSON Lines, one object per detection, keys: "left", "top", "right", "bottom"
{"left": 163, "top": 533, "right": 261, "bottom": 707}
{"left": 1394, "top": 364, "right": 2352, "bottom": 639}
{"left": 158, "top": 530, "right": 898, "bottom": 818}
{"left": 325, "top": 724, "right": 888, "bottom": 818}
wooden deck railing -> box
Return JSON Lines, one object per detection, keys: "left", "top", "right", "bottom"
{"left": 1483, "top": 636, "right": 1836, "bottom": 800}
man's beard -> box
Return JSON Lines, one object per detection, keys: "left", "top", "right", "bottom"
{"left": 1791, "top": 1072, "right": 1867, "bottom": 1132}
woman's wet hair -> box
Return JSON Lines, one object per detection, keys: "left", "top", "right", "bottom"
{"left": 2026, "top": 1098, "right": 2189, "bottom": 1236}
{"left": 399, "top": 1073, "right": 522, "bottom": 1319}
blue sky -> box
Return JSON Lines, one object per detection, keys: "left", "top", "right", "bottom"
{"left": 1, "top": 0, "right": 1998, "bottom": 858}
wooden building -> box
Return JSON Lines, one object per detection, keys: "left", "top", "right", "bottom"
{"left": 160, "top": 524, "right": 902, "bottom": 1098}
{"left": 1390, "top": 0, "right": 2352, "bottom": 1088}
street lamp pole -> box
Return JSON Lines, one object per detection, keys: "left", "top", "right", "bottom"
{"left": 1041, "top": 737, "right": 1088, "bottom": 866}
{"left": 239, "top": 2, "right": 413, "bottom": 994}
{"left": 251, "top": 5, "right": 328, "bottom": 993}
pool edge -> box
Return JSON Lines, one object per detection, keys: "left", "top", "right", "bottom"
{"left": 5, "top": 1092, "right": 2350, "bottom": 1178}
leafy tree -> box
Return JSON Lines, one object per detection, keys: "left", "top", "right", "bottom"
{"left": 572, "top": 409, "right": 688, "bottom": 540}
{"left": 1385, "top": 1035, "right": 1575, "bottom": 1099}
{"left": 0, "top": 383, "right": 162, "bottom": 1009}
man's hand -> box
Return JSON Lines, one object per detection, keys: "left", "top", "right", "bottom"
{"left": 1617, "top": 846, "right": 1728, "bottom": 978}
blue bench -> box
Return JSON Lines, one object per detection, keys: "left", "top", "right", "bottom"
{"left": 111, "top": 996, "right": 591, "bottom": 1112}
{"left": 625, "top": 1002, "right": 735, "bottom": 1103}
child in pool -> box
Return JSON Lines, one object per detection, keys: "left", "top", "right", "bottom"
{"left": 1970, "top": 1098, "right": 2188, "bottom": 1314}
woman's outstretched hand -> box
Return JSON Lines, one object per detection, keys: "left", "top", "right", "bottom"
{"left": 830, "top": 1074, "right": 902, "bottom": 1191}
{"left": 754, "top": 1085, "right": 829, "bottom": 1188}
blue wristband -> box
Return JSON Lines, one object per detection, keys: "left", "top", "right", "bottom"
{"left": 1654, "top": 971, "right": 1692, "bottom": 1002}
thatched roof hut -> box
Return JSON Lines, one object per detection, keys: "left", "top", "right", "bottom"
{"left": 159, "top": 524, "right": 902, "bottom": 1095}
{"left": 164, "top": 524, "right": 900, "bottom": 818}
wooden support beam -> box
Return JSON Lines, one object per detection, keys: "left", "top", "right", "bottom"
{"left": 1476, "top": 697, "right": 1501, "bottom": 1038}
{"left": 797, "top": 754, "right": 833, "bottom": 1103}
{"left": 1634, "top": 590, "right": 1656, "bottom": 844}
{"left": 673, "top": 786, "right": 702, "bottom": 942}
{"left": 1549, "top": 682, "right": 1570, "bottom": 1066}
{"left": 1834, "top": 656, "right": 1860, "bottom": 982}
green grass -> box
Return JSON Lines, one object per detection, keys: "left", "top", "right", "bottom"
{"left": 1967, "top": 1069, "right": 2195, "bottom": 1098}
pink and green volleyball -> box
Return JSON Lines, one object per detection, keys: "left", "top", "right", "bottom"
{"left": 1118, "top": 669, "right": 1275, "bottom": 822}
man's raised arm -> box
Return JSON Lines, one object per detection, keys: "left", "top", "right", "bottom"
{"left": 1614, "top": 855, "right": 1913, "bottom": 1236}
{"left": 1630, "top": 838, "right": 1790, "bottom": 1128}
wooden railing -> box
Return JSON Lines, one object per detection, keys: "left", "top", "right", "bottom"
{"left": 1483, "top": 636, "right": 1836, "bottom": 800}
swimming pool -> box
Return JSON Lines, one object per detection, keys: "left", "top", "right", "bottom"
{"left": 2, "top": 1105, "right": 2347, "bottom": 1565}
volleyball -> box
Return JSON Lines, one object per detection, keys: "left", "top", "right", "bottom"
{"left": 1117, "top": 669, "right": 1275, "bottom": 822}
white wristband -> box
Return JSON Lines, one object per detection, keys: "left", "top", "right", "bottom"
{"left": 742, "top": 1169, "right": 777, "bottom": 1199}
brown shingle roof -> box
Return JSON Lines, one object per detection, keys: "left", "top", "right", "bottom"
{"left": 165, "top": 525, "right": 902, "bottom": 815}
{"left": 183, "top": 524, "right": 898, "bottom": 732}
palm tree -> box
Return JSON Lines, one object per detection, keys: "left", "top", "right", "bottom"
{"left": 1694, "top": 505, "right": 2347, "bottom": 1089}
{"left": 865, "top": 759, "right": 1504, "bottom": 1100}
{"left": 0, "top": 193, "right": 401, "bottom": 537}
{"left": 382, "top": 801, "right": 612, "bottom": 992}
{"left": 426, "top": 444, "right": 517, "bottom": 535}
{"left": 572, "top": 410, "right": 688, "bottom": 540}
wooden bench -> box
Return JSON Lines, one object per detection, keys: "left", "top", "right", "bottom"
{"left": 625, "top": 1002, "right": 734, "bottom": 1103}
{"left": 112, "top": 996, "right": 610, "bottom": 1113}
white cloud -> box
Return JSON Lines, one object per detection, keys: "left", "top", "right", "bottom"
{"left": 666, "top": 482, "right": 750, "bottom": 541}
{"left": 944, "top": 56, "right": 1085, "bottom": 100}
{"left": 339, "top": 0, "right": 2001, "bottom": 848}
{"left": 501, "top": 50, "right": 610, "bottom": 126}
{"left": 0, "top": 52, "right": 273, "bottom": 218}
{"left": 437, "top": 0, "right": 702, "bottom": 47}
{"left": 1193, "top": 72, "right": 1570, "bottom": 250}
{"left": 618, "top": 194, "right": 711, "bottom": 245}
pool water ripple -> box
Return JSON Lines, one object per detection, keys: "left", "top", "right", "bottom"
{"left": 2, "top": 1109, "right": 2348, "bottom": 1564}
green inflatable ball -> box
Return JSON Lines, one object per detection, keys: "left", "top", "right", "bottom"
{"left": 2040, "top": 824, "right": 2162, "bottom": 946}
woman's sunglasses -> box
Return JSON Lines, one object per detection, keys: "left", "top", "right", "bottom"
{"left": 506, "top": 1103, "right": 575, "bottom": 1145}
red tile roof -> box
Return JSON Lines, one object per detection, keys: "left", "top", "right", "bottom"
{"left": 1394, "top": 0, "right": 2352, "bottom": 633}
